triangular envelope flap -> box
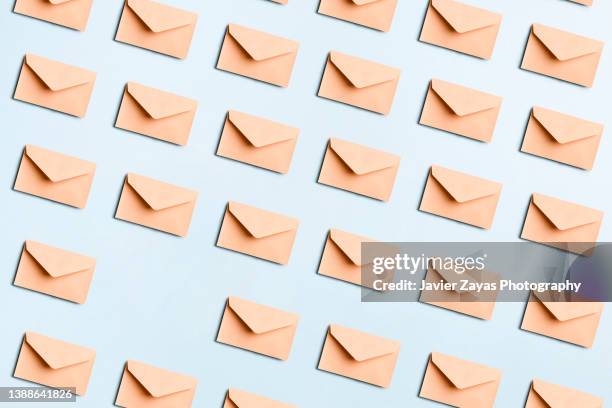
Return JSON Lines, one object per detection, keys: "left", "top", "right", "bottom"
{"left": 227, "top": 202, "right": 298, "bottom": 239}
{"left": 329, "top": 229, "right": 374, "bottom": 266}
{"left": 25, "top": 145, "right": 95, "bottom": 183}
{"left": 329, "top": 325, "right": 398, "bottom": 362}
{"left": 25, "top": 241, "right": 95, "bottom": 278}
{"left": 431, "top": 166, "right": 500, "bottom": 203}
{"left": 127, "top": 0, "right": 196, "bottom": 33}
{"left": 431, "top": 0, "right": 501, "bottom": 34}
{"left": 431, "top": 353, "right": 499, "bottom": 390}
{"left": 126, "top": 83, "right": 196, "bottom": 120}
{"left": 126, "top": 174, "right": 196, "bottom": 211}
{"left": 532, "top": 107, "right": 602, "bottom": 144}
{"left": 228, "top": 388, "right": 295, "bottom": 408}
{"left": 24, "top": 54, "right": 94, "bottom": 92}
{"left": 329, "top": 52, "right": 399, "bottom": 89}
{"left": 228, "top": 297, "right": 297, "bottom": 334}
{"left": 532, "top": 194, "right": 602, "bottom": 231}
{"left": 431, "top": 80, "right": 500, "bottom": 117}
{"left": 25, "top": 332, "right": 94, "bottom": 369}
{"left": 532, "top": 24, "right": 603, "bottom": 61}
{"left": 534, "top": 293, "right": 603, "bottom": 321}
{"left": 228, "top": 24, "right": 297, "bottom": 61}
{"left": 127, "top": 361, "right": 196, "bottom": 398}
{"left": 329, "top": 138, "right": 398, "bottom": 175}
{"left": 532, "top": 379, "right": 602, "bottom": 408}
{"left": 228, "top": 111, "right": 297, "bottom": 147}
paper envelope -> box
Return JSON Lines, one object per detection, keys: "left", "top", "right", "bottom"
{"left": 526, "top": 379, "right": 603, "bottom": 408}
{"left": 419, "top": 0, "right": 502, "bottom": 59}
{"left": 318, "top": 0, "right": 398, "bottom": 32}
{"left": 318, "top": 229, "right": 376, "bottom": 287}
{"left": 318, "top": 51, "right": 400, "bottom": 115}
{"left": 224, "top": 388, "right": 296, "bottom": 408}
{"left": 217, "top": 297, "right": 299, "bottom": 360}
{"left": 217, "top": 24, "right": 299, "bottom": 87}
{"left": 318, "top": 324, "right": 400, "bottom": 388}
{"left": 420, "top": 79, "right": 502, "bottom": 142}
{"left": 115, "top": 0, "right": 198, "bottom": 59}
{"left": 217, "top": 110, "right": 299, "bottom": 174}
{"left": 521, "top": 107, "right": 603, "bottom": 170}
{"left": 115, "top": 173, "right": 198, "bottom": 237}
{"left": 115, "top": 82, "right": 198, "bottom": 145}
{"left": 521, "top": 24, "right": 604, "bottom": 87}
{"left": 318, "top": 138, "right": 400, "bottom": 201}
{"left": 115, "top": 360, "right": 197, "bottom": 408}
{"left": 420, "top": 352, "right": 501, "bottom": 408}
{"left": 521, "top": 292, "right": 603, "bottom": 348}
{"left": 217, "top": 201, "right": 299, "bottom": 265}
{"left": 14, "top": 0, "right": 93, "bottom": 31}
{"left": 14, "top": 145, "right": 96, "bottom": 208}
{"left": 14, "top": 240, "right": 96, "bottom": 304}
{"left": 14, "top": 332, "right": 95, "bottom": 395}
{"left": 569, "top": 0, "right": 592, "bottom": 5}
{"left": 14, "top": 54, "right": 96, "bottom": 117}
{"left": 419, "top": 165, "right": 502, "bottom": 229}
{"left": 270, "top": 0, "right": 288, "bottom": 4}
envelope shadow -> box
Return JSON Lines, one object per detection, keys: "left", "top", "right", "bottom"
{"left": 111, "top": 363, "right": 127, "bottom": 405}
{"left": 10, "top": 334, "right": 25, "bottom": 380}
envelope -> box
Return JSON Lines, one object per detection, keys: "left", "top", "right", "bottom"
{"left": 318, "top": 138, "right": 400, "bottom": 201}
{"left": 521, "top": 24, "right": 604, "bottom": 87}
{"left": 217, "top": 201, "right": 299, "bottom": 264}
{"left": 521, "top": 292, "right": 603, "bottom": 348}
{"left": 14, "top": 240, "right": 96, "bottom": 304}
{"left": 420, "top": 352, "right": 502, "bottom": 408}
{"left": 115, "top": 0, "right": 198, "bottom": 59}
{"left": 270, "top": 0, "right": 288, "bottom": 3}
{"left": 526, "top": 379, "right": 603, "bottom": 407}
{"left": 14, "top": 0, "right": 93, "bottom": 31}
{"left": 317, "top": 0, "right": 398, "bottom": 32}
{"left": 115, "top": 82, "right": 198, "bottom": 146}
{"left": 115, "top": 360, "right": 197, "bottom": 408}
{"left": 420, "top": 79, "right": 502, "bottom": 142}
{"left": 521, "top": 107, "right": 603, "bottom": 170}
{"left": 419, "top": 0, "right": 503, "bottom": 59}
{"left": 419, "top": 165, "right": 502, "bottom": 229}
{"left": 318, "top": 324, "right": 400, "bottom": 388}
{"left": 224, "top": 388, "right": 296, "bottom": 408}
{"left": 217, "top": 24, "right": 299, "bottom": 87}
{"left": 318, "top": 229, "right": 375, "bottom": 287}
{"left": 14, "top": 54, "right": 96, "bottom": 117}
{"left": 318, "top": 51, "right": 400, "bottom": 115}
{"left": 216, "top": 296, "right": 299, "bottom": 360}
{"left": 14, "top": 332, "right": 95, "bottom": 395}
{"left": 569, "top": 0, "right": 592, "bottom": 4}
{"left": 115, "top": 173, "right": 198, "bottom": 237}
{"left": 14, "top": 145, "right": 96, "bottom": 208}
{"left": 217, "top": 110, "right": 299, "bottom": 174}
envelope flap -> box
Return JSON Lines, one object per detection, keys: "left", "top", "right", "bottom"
{"left": 532, "top": 194, "right": 602, "bottom": 231}
{"left": 431, "top": 79, "right": 501, "bottom": 117}
{"left": 25, "top": 145, "right": 95, "bottom": 183}
{"left": 25, "top": 332, "right": 94, "bottom": 369}
{"left": 126, "top": 173, "right": 196, "bottom": 211}
{"left": 126, "top": 82, "right": 196, "bottom": 120}
{"left": 431, "top": 166, "right": 501, "bottom": 203}
{"left": 532, "top": 379, "right": 603, "bottom": 408}
{"left": 127, "top": 0, "right": 196, "bottom": 33}
{"left": 431, "top": 0, "right": 501, "bottom": 34}
{"left": 431, "top": 352, "right": 499, "bottom": 390}
{"left": 228, "top": 388, "right": 296, "bottom": 408}
{"left": 532, "top": 24, "right": 603, "bottom": 61}
{"left": 227, "top": 202, "right": 298, "bottom": 238}
{"left": 329, "top": 52, "right": 399, "bottom": 89}
{"left": 25, "top": 54, "right": 95, "bottom": 92}
{"left": 228, "top": 297, "right": 297, "bottom": 334}
{"left": 329, "top": 229, "right": 373, "bottom": 266}
{"left": 228, "top": 24, "right": 298, "bottom": 61}
{"left": 126, "top": 360, "right": 196, "bottom": 398}
{"left": 532, "top": 107, "right": 602, "bottom": 144}
{"left": 25, "top": 241, "right": 95, "bottom": 278}
{"left": 227, "top": 111, "right": 298, "bottom": 147}
{"left": 329, "top": 138, "right": 399, "bottom": 175}
{"left": 329, "top": 324, "right": 399, "bottom": 362}
{"left": 534, "top": 293, "right": 603, "bottom": 321}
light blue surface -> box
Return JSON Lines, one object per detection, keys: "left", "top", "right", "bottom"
{"left": 1, "top": 0, "right": 611, "bottom": 406}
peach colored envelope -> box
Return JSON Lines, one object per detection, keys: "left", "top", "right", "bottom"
{"left": 318, "top": 324, "right": 400, "bottom": 388}
{"left": 115, "top": 82, "right": 198, "bottom": 146}
{"left": 526, "top": 379, "right": 603, "bottom": 407}
{"left": 14, "top": 145, "right": 96, "bottom": 208}
{"left": 521, "top": 24, "right": 604, "bottom": 87}
{"left": 217, "top": 24, "right": 299, "bottom": 87}
{"left": 14, "top": 54, "right": 96, "bottom": 117}
{"left": 318, "top": 51, "right": 400, "bottom": 115}
{"left": 419, "top": 0, "right": 502, "bottom": 59}
{"left": 14, "top": 240, "right": 96, "bottom": 304}
{"left": 521, "top": 292, "right": 603, "bottom": 348}
{"left": 224, "top": 388, "right": 296, "bottom": 408}
{"left": 14, "top": 0, "right": 93, "bottom": 31}
{"left": 217, "top": 201, "right": 299, "bottom": 265}
{"left": 217, "top": 297, "right": 299, "bottom": 360}
{"left": 569, "top": 0, "right": 592, "bottom": 4}
{"left": 115, "top": 0, "right": 198, "bottom": 59}
{"left": 521, "top": 107, "right": 603, "bottom": 170}
{"left": 270, "top": 0, "right": 288, "bottom": 4}
{"left": 420, "top": 352, "right": 501, "bottom": 408}
{"left": 115, "top": 360, "right": 197, "bottom": 408}
{"left": 14, "top": 332, "right": 95, "bottom": 395}
{"left": 318, "top": 0, "right": 398, "bottom": 32}
{"left": 318, "top": 229, "right": 376, "bottom": 287}
{"left": 318, "top": 138, "right": 400, "bottom": 201}
{"left": 420, "top": 79, "right": 502, "bottom": 142}
{"left": 115, "top": 173, "right": 198, "bottom": 237}
{"left": 217, "top": 110, "right": 299, "bottom": 174}
{"left": 419, "top": 165, "right": 502, "bottom": 229}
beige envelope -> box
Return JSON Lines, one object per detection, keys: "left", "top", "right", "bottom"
{"left": 115, "top": 173, "right": 198, "bottom": 237}
{"left": 115, "top": 82, "right": 198, "bottom": 146}
{"left": 318, "top": 324, "right": 400, "bottom": 388}
{"left": 318, "top": 0, "right": 398, "bottom": 32}
{"left": 419, "top": 165, "right": 502, "bottom": 229}
{"left": 216, "top": 201, "right": 299, "bottom": 265}
{"left": 419, "top": 0, "right": 502, "bottom": 59}
{"left": 569, "top": 0, "right": 593, "bottom": 5}
{"left": 521, "top": 107, "right": 603, "bottom": 170}
{"left": 318, "top": 51, "right": 400, "bottom": 115}
{"left": 420, "top": 79, "right": 502, "bottom": 142}
{"left": 521, "top": 292, "right": 603, "bottom": 348}
{"left": 521, "top": 24, "right": 604, "bottom": 87}
{"left": 115, "top": 360, "right": 197, "bottom": 408}
{"left": 14, "top": 240, "right": 96, "bottom": 304}
{"left": 115, "top": 0, "right": 198, "bottom": 59}
{"left": 270, "top": 0, "right": 288, "bottom": 4}
{"left": 14, "top": 332, "right": 95, "bottom": 395}
{"left": 14, "top": 145, "right": 96, "bottom": 208}
{"left": 14, "top": 54, "right": 96, "bottom": 117}
{"left": 318, "top": 138, "right": 400, "bottom": 201}
{"left": 217, "top": 297, "right": 299, "bottom": 360}
{"left": 420, "top": 352, "right": 501, "bottom": 408}
{"left": 14, "top": 0, "right": 93, "bottom": 31}
{"left": 217, "top": 24, "right": 299, "bottom": 87}
{"left": 224, "top": 388, "right": 296, "bottom": 408}
{"left": 318, "top": 229, "right": 376, "bottom": 287}
{"left": 526, "top": 379, "right": 603, "bottom": 407}
{"left": 217, "top": 110, "right": 299, "bottom": 174}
